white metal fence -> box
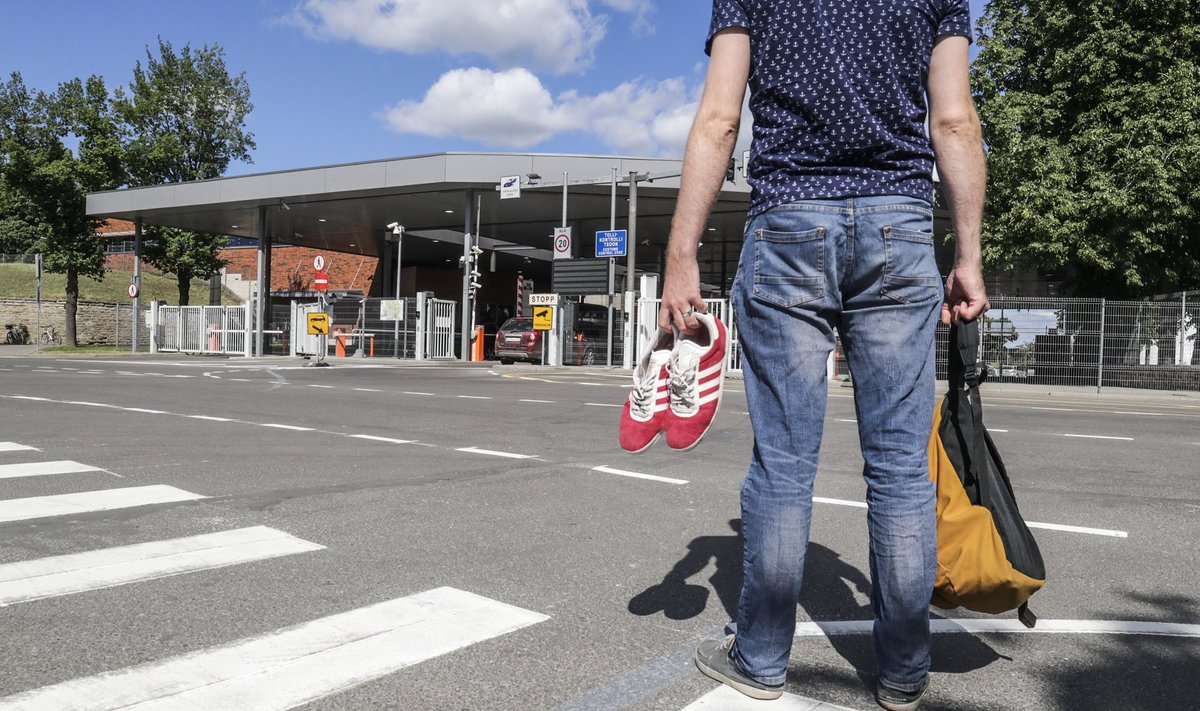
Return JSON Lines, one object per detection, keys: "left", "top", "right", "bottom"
{"left": 150, "top": 303, "right": 252, "bottom": 356}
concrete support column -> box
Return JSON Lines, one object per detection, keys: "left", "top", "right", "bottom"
{"left": 133, "top": 218, "right": 142, "bottom": 352}
{"left": 255, "top": 206, "right": 267, "bottom": 357}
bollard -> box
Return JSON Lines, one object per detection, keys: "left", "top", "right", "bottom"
{"left": 335, "top": 329, "right": 346, "bottom": 357}
{"left": 472, "top": 326, "right": 485, "bottom": 361}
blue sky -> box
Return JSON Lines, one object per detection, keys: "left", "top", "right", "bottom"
{"left": 0, "top": 0, "right": 987, "bottom": 177}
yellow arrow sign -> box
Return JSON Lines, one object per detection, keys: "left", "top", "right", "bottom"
{"left": 307, "top": 312, "right": 330, "bottom": 335}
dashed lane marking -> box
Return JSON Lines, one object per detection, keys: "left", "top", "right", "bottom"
{"left": 1032, "top": 406, "right": 1076, "bottom": 412}
{"left": 1063, "top": 433, "right": 1134, "bottom": 441}
{"left": 354, "top": 388, "right": 382, "bottom": 392}
{"left": 0, "top": 587, "right": 547, "bottom": 710}
{"left": 0, "top": 526, "right": 323, "bottom": 607}
{"left": 349, "top": 434, "right": 415, "bottom": 444}
{"left": 124, "top": 408, "right": 167, "bottom": 414}
{"left": 259, "top": 424, "right": 314, "bottom": 432}
{"left": 0, "top": 485, "right": 206, "bottom": 524}
{"left": 457, "top": 395, "right": 492, "bottom": 400}
{"left": 812, "top": 496, "right": 1127, "bottom": 538}
{"left": 584, "top": 402, "right": 621, "bottom": 408}
{"left": 188, "top": 415, "right": 233, "bottom": 422}
{"left": 0, "top": 443, "right": 38, "bottom": 453}
{"left": 456, "top": 446, "right": 536, "bottom": 459}
{"left": 403, "top": 391, "right": 435, "bottom": 396}
{"left": 794, "top": 618, "right": 1200, "bottom": 638}
{"left": 307, "top": 384, "right": 334, "bottom": 389}
{"left": 0, "top": 461, "right": 104, "bottom": 480}
{"left": 519, "top": 399, "right": 555, "bottom": 403}
{"left": 592, "top": 465, "right": 688, "bottom": 486}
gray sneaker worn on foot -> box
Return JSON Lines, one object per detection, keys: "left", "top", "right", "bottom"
{"left": 875, "top": 678, "right": 928, "bottom": 711}
{"left": 694, "top": 634, "right": 784, "bottom": 701}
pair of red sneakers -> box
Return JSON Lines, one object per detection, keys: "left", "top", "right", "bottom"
{"left": 619, "top": 312, "right": 728, "bottom": 453}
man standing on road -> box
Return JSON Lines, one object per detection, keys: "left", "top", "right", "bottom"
{"left": 659, "top": 1, "right": 989, "bottom": 708}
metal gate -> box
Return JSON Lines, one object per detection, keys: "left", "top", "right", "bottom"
{"left": 150, "top": 303, "right": 252, "bottom": 356}
{"left": 290, "top": 301, "right": 325, "bottom": 357}
{"left": 418, "top": 293, "right": 456, "bottom": 360}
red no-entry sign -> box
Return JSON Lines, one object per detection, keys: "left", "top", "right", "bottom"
{"left": 314, "top": 271, "right": 329, "bottom": 292}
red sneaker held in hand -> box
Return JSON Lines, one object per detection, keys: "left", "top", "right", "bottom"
{"left": 619, "top": 328, "right": 675, "bottom": 453}
{"left": 665, "top": 312, "right": 727, "bottom": 450}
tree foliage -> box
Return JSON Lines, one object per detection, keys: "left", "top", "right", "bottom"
{"left": 972, "top": 1, "right": 1200, "bottom": 297}
{"left": 114, "top": 38, "right": 255, "bottom": 305}
{"left": 0, "top": 72, "right": 124, "bottom": 345}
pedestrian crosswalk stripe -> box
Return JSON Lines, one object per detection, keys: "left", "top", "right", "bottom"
{"left": 0, "top": 443, "right": 38, "bottom": 453}
{"left": 683, "top": 686, "right": 856, "bottom": 710}
{"left": 0, "top": 586, "right": 548, "bottom": 710}
{"left": 0, "top": 461, "right": 104, "bottom": 480}
{"left": 0, "top": 526, "right": 324, "bottom": 607}
{"left": 0, "top": 486, "right": 207, "bottom": 524}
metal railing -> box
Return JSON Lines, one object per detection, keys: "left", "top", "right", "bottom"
{"left": 150, "top": 303, "right": 252, "bottom": 356}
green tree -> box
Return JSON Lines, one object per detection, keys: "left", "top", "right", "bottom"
{"left": 972, "top": 1, "right": 1200, "bottom": 297}
{"left": 0, "top": 72, "right": 124, "bottom": 345}
{"left": 115, "top": 38, "right": 255, "bottom": 305}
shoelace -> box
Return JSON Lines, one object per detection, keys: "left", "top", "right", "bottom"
{"left": 668, "top": 355, "right": 699, "bottom": 410}
{"left": 630, "top": 356, "right": 667, "bottom": 414}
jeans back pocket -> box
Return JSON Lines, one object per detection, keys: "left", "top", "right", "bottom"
{"left": 880, "top": 226, "right": 941, "bottom": 305}
{"left": 752, "top": 227, "right": 826, "bottom": 308}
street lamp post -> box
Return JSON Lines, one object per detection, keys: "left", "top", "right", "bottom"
{"left": 388, "top": 223, "right": 404, "bottom": 358}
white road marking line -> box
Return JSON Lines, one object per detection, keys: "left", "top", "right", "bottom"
{"left": 592, "top": 465, "right": 688, "bottom": 485}
{"left": 1032, "top": 406, "right": 1076, "bottom": 412}
{"left": 124, "top": 408, "right": 167, "bottom": 414}
{"left": 813, "top": 496, "right": 867, "bottom": 509}
{"left": 794, "top": 619, "right": 1200, "bottom": 638}
{"left": 67, "top": 401, "right": 118, "bottom": 408}
{"left": 308, "top": 384, "right": 334, "bottom": 389}
{"left": 585, "top": 402, "right": 621, "bottom": 408}
{"left": 0, "top": 443, "right": 38, "bottom": 453}
{"left": 991, "top": 429, "right": 1009, "bottom": 433}
{"left": 1063, "top": 433, "right": 1134, "bottom": 441}
{"left": 0, "top": 461, "right": 104, "bottom": 480}
{"left": 0, "top": 486, "right": 206, "bottom": 524}
{"left": 683, "top": 685, "right": 856, "bottom": 711}
{"left": 230, "top": 378, "right": 253, "bottom": 382}
{"left": 349, "top": 434, "right": 415, "bottom": 444}
{"left": 354, "top": 388, "right": 382, "bottom": 392}
{"left": 813, "top": 497, "right": 1125, "bottom": 538}
{"left": 11, "top": 396, "right": 50, "bottom": 401}
{"left": 0, "top": 587, "right": 547, "bottom": 710}
{"left": 60, "top": 367, "right": 78, "bottom": 371}
{"left": 188, "top": 415, "right": 233, "bottom": 422}
{"left": 0, "top": 526, "right": 323, "bottom": 607}
{"left": 1026, "top": 521, "right": 1128, "bottom": 538}
{"left": 161, "top": 374, "right": 194, "bottom": 379}
{"left": 456, "top": 447, "right": 536, "bottom": 459}
{"left": 457, "top": 395, "right": 493, "bottom": 400}
{"left": 519, "top": 399, "right": 554, "bottom": 403}
{"left": 259, "top": 424, "right": 314, "bottom": 431}
{"left": 403, "top": 391, "right": 435, "bottom": 396}
{"left": 1113, "top": 411, "right": 1164, "bottom": 416}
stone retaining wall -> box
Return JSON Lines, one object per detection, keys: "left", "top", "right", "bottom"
{"left": 0, "top": 297, "right": 148, "bottom": 346}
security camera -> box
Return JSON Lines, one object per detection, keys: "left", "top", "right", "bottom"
{"left": 387, "top": 222, "right": 403, "bottom": 235}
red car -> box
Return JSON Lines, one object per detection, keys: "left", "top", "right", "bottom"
{"left": 495, "top": 317, "right": 543, "bottom": 364}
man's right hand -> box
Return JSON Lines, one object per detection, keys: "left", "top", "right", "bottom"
{"left": 941, "top": 263, "right": 989, "bottom": 324}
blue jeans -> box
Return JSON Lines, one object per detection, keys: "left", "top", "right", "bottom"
{"left": 729, "top": 196, "right": 940, "bottom": 692}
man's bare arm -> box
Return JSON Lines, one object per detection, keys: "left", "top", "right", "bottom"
{"left": 928, "top": 35, "right": 989, "bottom": 324}
{"left": 659, "top": 28, "right": 750, "bottom": 333}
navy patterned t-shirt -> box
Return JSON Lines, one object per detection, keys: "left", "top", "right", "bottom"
{"left": 707, "top": 0, "right": 973, "bottom": 215}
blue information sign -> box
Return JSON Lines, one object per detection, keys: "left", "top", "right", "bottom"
{"left": 595, "top": 229, "right": 627, "bottom": 258}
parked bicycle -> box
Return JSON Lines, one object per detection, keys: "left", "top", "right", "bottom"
{"left": 38, "top": 325, "right": 62, "bottom": 347}
{"left": 4, "top": 323, "right": 30, "bottom": 345}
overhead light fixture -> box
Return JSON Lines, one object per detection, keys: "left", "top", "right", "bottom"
{"left": 280, "top": 201, "right": 290, "bottom": 211}
{"left": 444, "top": 209, "right": 454, "bottom": 214}
{"left": 318, "top": 218, "right": 327, "bottom": 223}
{"left": 347, "top": 243, "right": 356, "bottom": 247}
{"left": 707, "top": 227, "right": 717, "bottom": 232}
{"left": 231, "top": 225, "right": 239, "bottom": 229}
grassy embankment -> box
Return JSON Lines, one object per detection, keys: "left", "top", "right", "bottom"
{"left": 0, "top": 263, "right": 241, "bottom": 305}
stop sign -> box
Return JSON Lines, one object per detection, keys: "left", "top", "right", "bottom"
{"left": 314, "top": 271, "right": 329, "bottom": 292}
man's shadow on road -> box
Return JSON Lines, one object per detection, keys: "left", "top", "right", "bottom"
{"left": 628, "top": 518, "right": 1002, "bottom": 677}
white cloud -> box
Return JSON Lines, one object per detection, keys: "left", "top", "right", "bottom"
{"left": 384, "top": 67, "right": 709, "bottom": 155}
{"left": 292, "top": 0, "right": 609, "bottom": 74}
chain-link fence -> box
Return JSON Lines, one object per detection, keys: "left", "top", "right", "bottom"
{"left": 892, "top": 296, "right": 1197, "bottom": 392}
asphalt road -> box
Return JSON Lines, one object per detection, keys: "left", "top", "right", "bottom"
{"left": 1, "top": 353, "right": 1198, "bottom": 710}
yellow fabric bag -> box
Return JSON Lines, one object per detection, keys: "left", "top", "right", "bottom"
{"left": 928, "top": 322, "right": 1045, "bottom": 626}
